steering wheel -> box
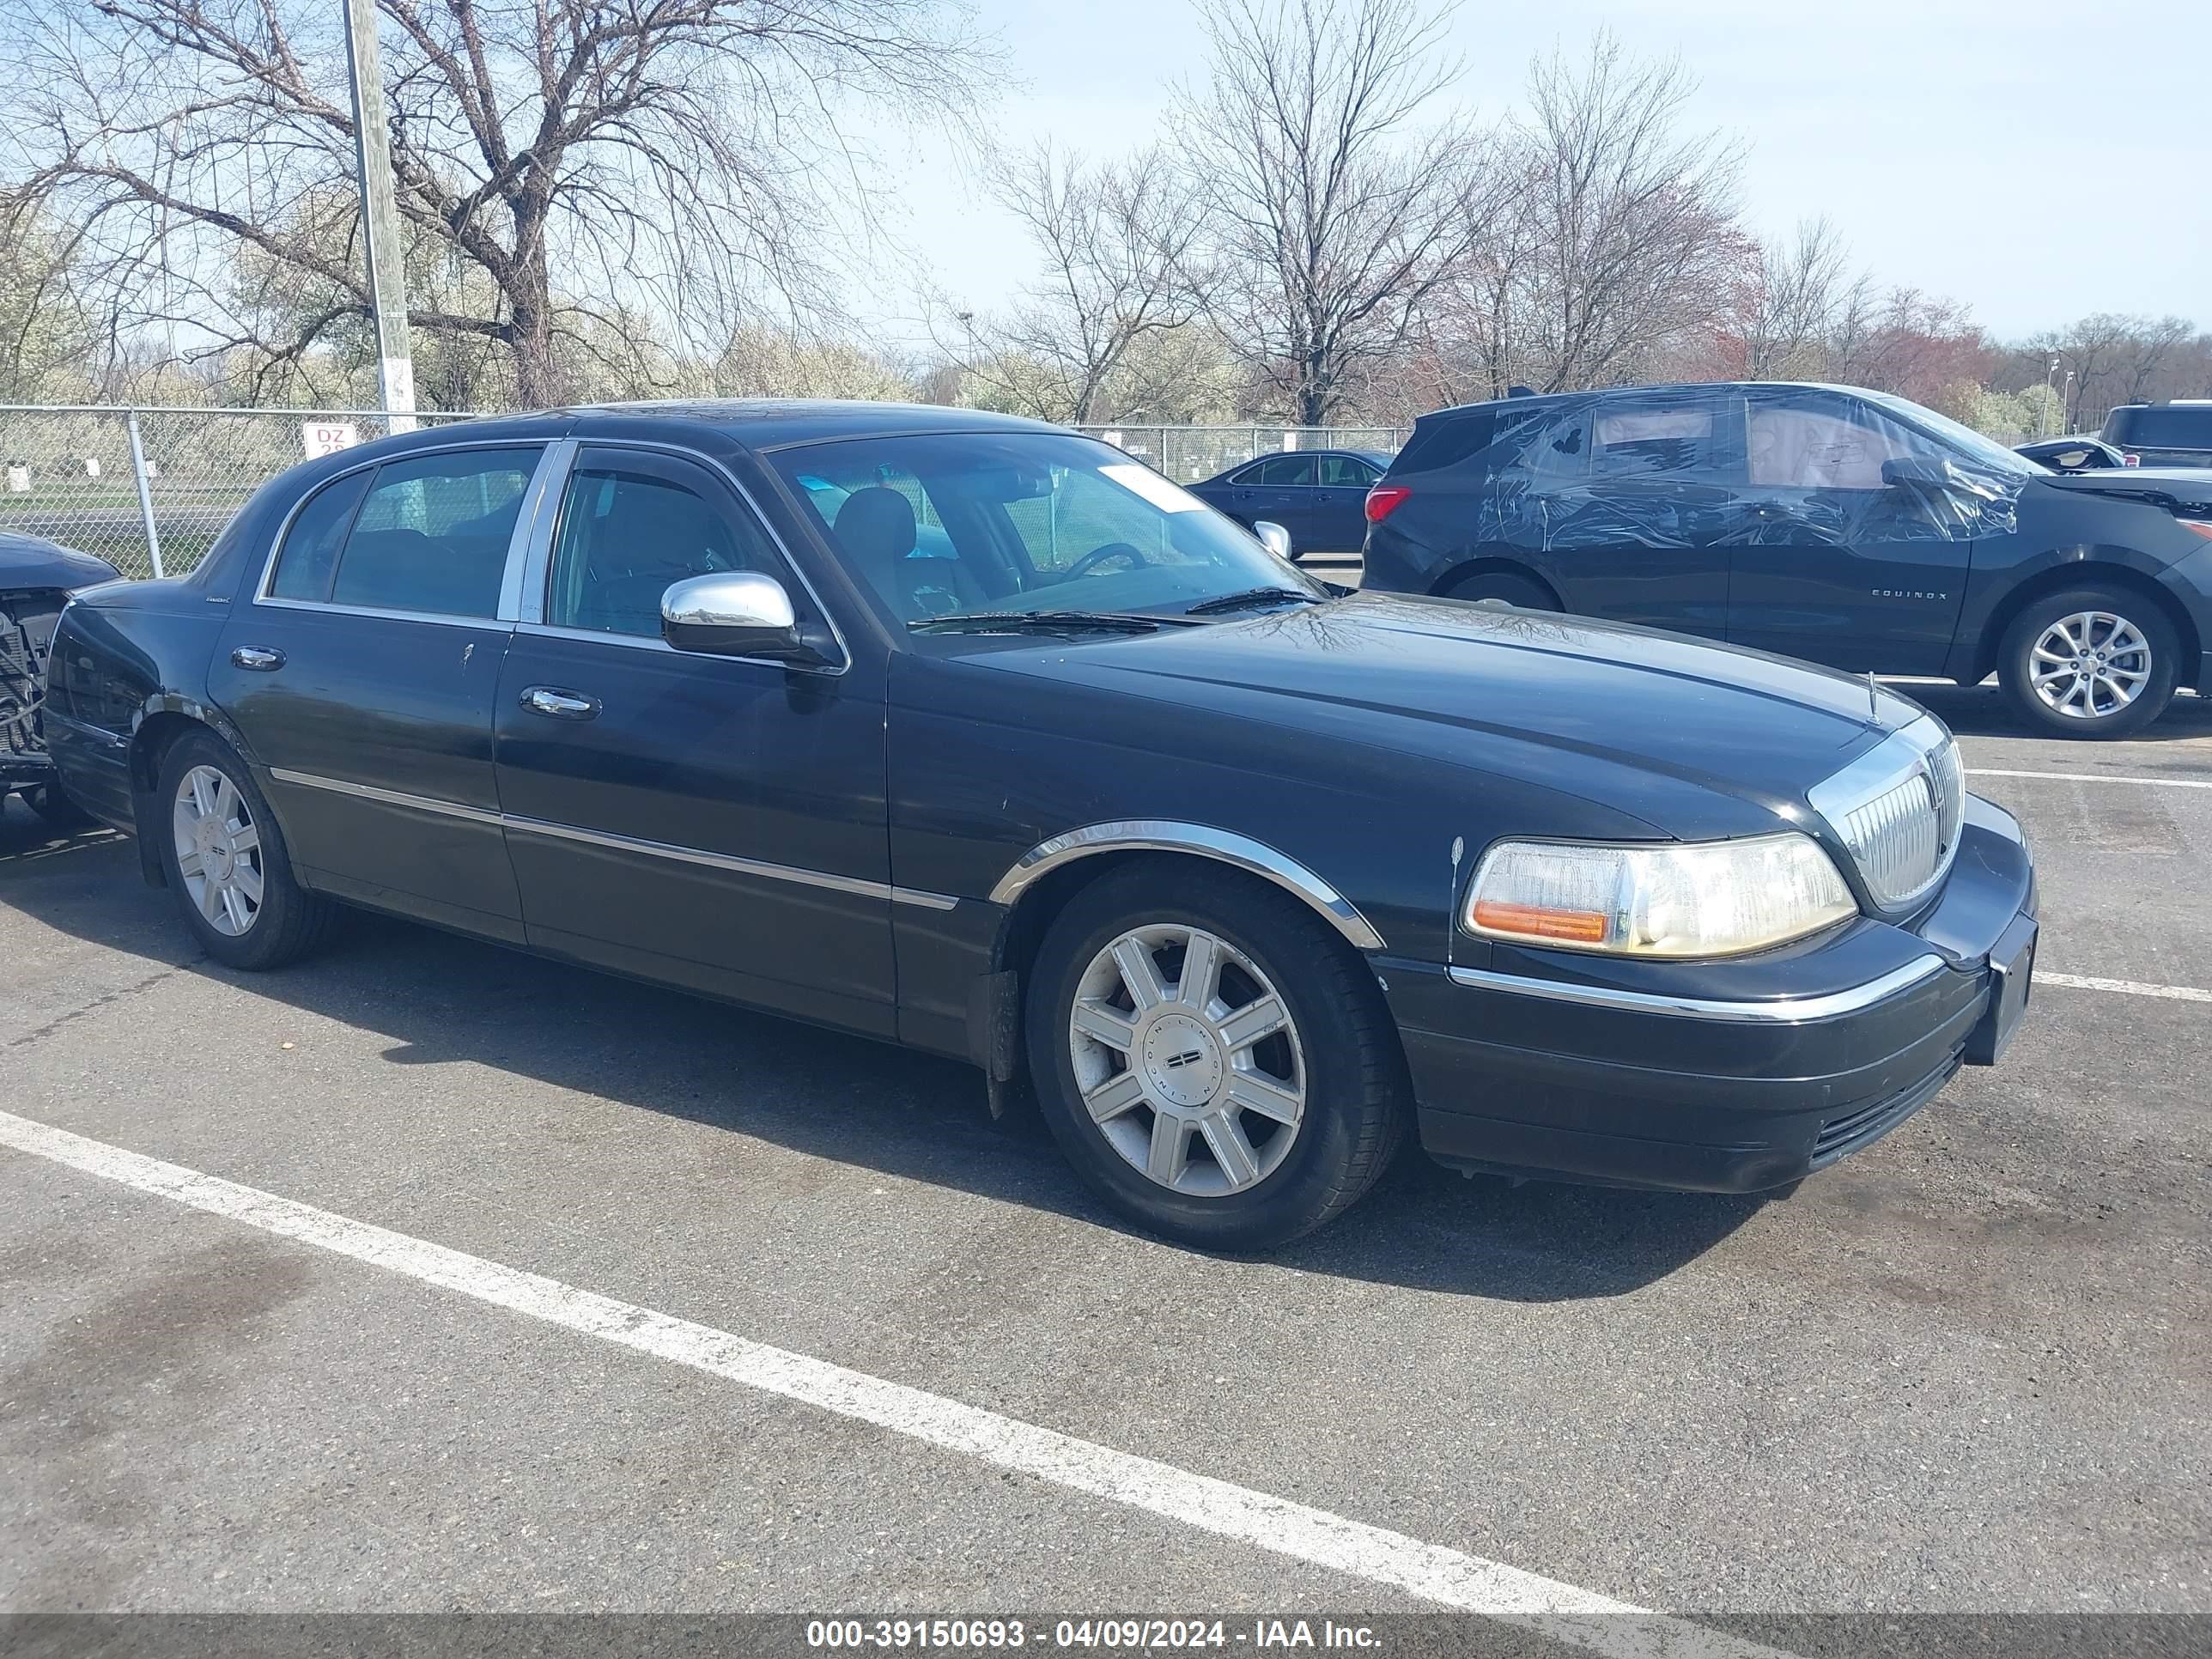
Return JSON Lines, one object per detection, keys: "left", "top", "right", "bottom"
{"left": 1062, "top": 541, "right": 1149, "bottom": 581}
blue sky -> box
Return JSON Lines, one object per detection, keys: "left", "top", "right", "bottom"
{"left": 860, "top": 0, "right": 2210, "bottom": 345}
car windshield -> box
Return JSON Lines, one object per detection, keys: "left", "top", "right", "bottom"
{"left": 1862, "top": 390, "right": 2039, "bottom": 480}
{"left": 769, "top": 432, "right": 1322, "bottom": 625}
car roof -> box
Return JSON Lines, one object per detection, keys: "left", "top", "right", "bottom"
{"left": 554, "top": 398, "right": 1066, "bottom": 451}
{"left": 1415, "top": 382, "right": 1888, "bottom": 422}
{"left": 1203, "top": 448, "right": 1390, "bottom": 481}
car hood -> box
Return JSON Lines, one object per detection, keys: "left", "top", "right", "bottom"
{"left": 2031, "top": 467, "right": 2212, "bottom": 508}
{"left": 967, "top": 592, "right": 1918, "bottom": 832}
{"left": 0, "top": 532, "right": 123, "bottom": 591}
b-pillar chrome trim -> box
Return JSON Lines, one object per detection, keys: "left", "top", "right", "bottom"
{"left": 988, "top": 821, "right": 1387, "bottom": 951}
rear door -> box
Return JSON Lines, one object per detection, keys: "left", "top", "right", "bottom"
{"left": 1722, "top": 388, "right": 1972, "bottom": 673}
{"left": 209, "top": 442, "right": 555, "bottom": 941}
{"left": 491, "top": 442, "right": 896, "bottom": 1035}
{"left": 1506, "top": 391, "right": 1740, "bottom": 639}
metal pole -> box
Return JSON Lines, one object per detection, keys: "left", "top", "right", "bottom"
{"left": 125, "top": 411, "right": 165, "bottom": 580}
{"left": 343, "top": 0, "right": 416, "bottom": 434}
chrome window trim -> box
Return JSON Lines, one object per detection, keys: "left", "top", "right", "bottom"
{"left": 252, "top": 436, "right": 556, "bottom": 623}
{"left": 1447, "top": 954, "right": 1948, "bottom": 1024}
{"left": 502, "top": 438, "right": 580, "bottom": 622}
{"left": 988, "top": 821, "right": 1386, "bottom": 951}
{"left": 265, "top": 768, "right": 957, "bottom": 910}
{"left": 1808, "top": 714, "right": 1960, "bottom": 915}
{"left": 527, "top": 437, "right": 852, "bottom": 675}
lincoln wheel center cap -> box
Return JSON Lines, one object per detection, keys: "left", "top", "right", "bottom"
{"left": 196, "top": 817, "right": 235, "bottom": 881}
{"left": 1141, "top": 1012, "right": 1224, "bottom": 1109}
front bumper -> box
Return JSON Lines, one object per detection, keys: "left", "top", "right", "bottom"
{"left": 1386, "top": 796, "right": 2038, "bottom": 1194}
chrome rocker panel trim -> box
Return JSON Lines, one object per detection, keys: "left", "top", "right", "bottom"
{"left": 989, "top": 820, "right": 1387, "bottom": 952}
{"left": 1446, "top": 954, "right": 1948, "bottom": 1024}
{"left": 267, "top": 769, "right": 957, "bottom": 911}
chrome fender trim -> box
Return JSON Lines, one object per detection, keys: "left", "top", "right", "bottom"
{"left": 989, "top": 821, "right": 1386, "bottom": 952}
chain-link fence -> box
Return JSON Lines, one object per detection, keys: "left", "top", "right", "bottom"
{"left": 1072, "top": 425, "right": 1407, "bottom": 483}
{"left": 0, "top": 406, "right": 1405, "bottom": 580}
{"left": 0, "top": 406, "right": 477, "bottom": 580}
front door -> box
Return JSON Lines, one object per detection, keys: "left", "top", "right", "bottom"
{"left": 209, "top": 442, "right": 550, "bottom": 941}
{"left": 1723, "top": 388, "right": 1973, "bottom": 673}
{"left": 1231, "top": 453, "right": 1319, "bottom": 548}
{"left": 491, "top": 442, "right": 896, "bottom": 1035}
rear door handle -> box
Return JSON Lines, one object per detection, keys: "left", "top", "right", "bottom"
{"left": 230, "top": 645, "right": 285, "bottom": 672}
{"left": 520, "top": 686, "right": 599, "bottom": 720}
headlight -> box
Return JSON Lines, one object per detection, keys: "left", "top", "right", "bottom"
{"left": 1465, "top": 833, "right": 1857, "bottom": 958}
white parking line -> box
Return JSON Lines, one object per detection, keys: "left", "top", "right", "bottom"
{"left": 2039, "top": 971, "right": 2212, "bottom": 1005}
{"left": 1967, "top": 768, "right": 2212, "bottom": 790}
{"left": 0, "top": 1107, "right": 1788, "bottom": 1659}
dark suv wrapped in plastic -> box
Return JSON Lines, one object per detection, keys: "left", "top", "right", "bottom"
{"left": 1361, "top": 382, "right": 2212, "bottom": 738}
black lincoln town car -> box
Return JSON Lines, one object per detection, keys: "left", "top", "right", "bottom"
{"left": 43, "top": 402, "right": 2039, "bottom": 1249}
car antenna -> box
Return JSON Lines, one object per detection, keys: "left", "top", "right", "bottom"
{"left": 1867, "top": 672, "right": 1879, "bottom": 722}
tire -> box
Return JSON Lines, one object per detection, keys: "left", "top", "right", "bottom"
{"left": 1441, "top": 570, "right": 1554, "bottom": 610}
{"left": 1024, "top": 860, "right": 1409, "bottom": 1250}
{"left": 1997, "top": 587, "right": 2178, "bottom": 739}
{"left": 26, "top": 782, "right": 94, "bottom": 830}
{"left": 154, "top": 728, "right": 338, "bottom": 969}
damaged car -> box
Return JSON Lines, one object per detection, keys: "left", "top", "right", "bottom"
{"left": 1362, "top": 383, "right": 2212, "bottom": 738}
{"left": 3, "top": 530, "right": 121, "bottom": 825}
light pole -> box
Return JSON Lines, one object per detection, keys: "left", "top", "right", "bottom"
{"left": 2043, "top": 355, "right": 2060, "bottom": 438}
{"left": 343, "top": 0, "right": 416, "bottom": 431}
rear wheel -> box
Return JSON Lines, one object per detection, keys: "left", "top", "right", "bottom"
{"left": 1998, "top": 587, "right": 2177, "bottom": 738}
{"left": 1441, "top": 570, "right": 1554, "bottom": 609}
{"left": 1025, "top": 862, "right": 1408, "bottom": 1250}
{"left": 155, "top": 729, "right": 338, "bottom": 968}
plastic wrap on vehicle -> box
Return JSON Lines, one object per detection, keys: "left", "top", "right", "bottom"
{"left": 1398, "top": 386, "right": 2024, "bottom": 556}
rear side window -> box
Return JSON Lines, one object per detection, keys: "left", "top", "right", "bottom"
{"left": 1591, "top": 408, "right": 1717, "bottom": 478}
{"left": 1317, "top": 454, "right": 1379, "bottom": 485}
{"left": 327, "top": 448, "right": 539, "bottom": 617}
{"left": 269, "top": 471, "right": 372, "bottom": 601}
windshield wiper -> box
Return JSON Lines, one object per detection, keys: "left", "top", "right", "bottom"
{"left": 1181, "top": 586, "right": 1324, "bottom": 617}
{"left": 908, "top": 610, "right": 1169, "bottom": 635}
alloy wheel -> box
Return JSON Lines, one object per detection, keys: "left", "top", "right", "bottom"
{"left": 171, "top": 763, "right": 264, "bottom": 936}
{"left": 2028, "top": 611, "right": 2152, "bottom": 720}
{"left": 1066, "top": 922, "right": 1305, "bottom": 1197}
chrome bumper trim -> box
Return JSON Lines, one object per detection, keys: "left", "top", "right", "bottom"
{"left": 1447, "top": 954, "right": 1949, "bottom": 1023}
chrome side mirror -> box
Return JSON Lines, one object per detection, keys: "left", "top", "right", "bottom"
{"left": 661, "top": 571, "right": 825, "bottom": 664}
{"left": 1252, "top": 520, "right": 1294, "bottom": 561}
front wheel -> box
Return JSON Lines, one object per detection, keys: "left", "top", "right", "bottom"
{"left": 155, "top": 729, "right": 338, "bottom": 968}
{"left": 1998, "top": 588, "right": 2177, "bottom": 738}
{"left": 1024, "top": 862, "right": 1408, "bottom": 1249}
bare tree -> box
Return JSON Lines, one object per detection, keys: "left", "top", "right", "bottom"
{"left": 941, "top": 142, "right": 1209, "bottom": 423}
{"left": 1728, "top": 217, "right": 1868, "bottom": 379}
{"left": 2, "top": 0, "right": 991, "bottom": 405}
{"left": 1181, "top": 0, "right": 1511, "bottom": 425}
{"left": 1498, "top": 33, "right": 1741, "bottom": 392}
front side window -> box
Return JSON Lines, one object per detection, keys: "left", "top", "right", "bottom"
{"left": 544, "top": 448, "right": 781, "bottom": 637}
{"left": 1250, "top": 454, "right": 1317, "bottom": 486}
{"left": 773, "top": 433, "right": 1322, "bottom": 623}
{"left": 1747, "top": 397, "right": 1936, "bottom": 491}
{"left": 322, "top": 448, "right": 538, "bottom": 617}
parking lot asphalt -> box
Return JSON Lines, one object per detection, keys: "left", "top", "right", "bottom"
{"left": 3, "top": 665, "right": 2209, "bottom": 1636}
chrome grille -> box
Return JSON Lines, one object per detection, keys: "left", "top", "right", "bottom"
{"left": 1808, "top": 715, "right": 1963, "bottom": 915}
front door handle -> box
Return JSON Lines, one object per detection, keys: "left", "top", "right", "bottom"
{"left": 230, "top": 645, "right": 285, "bottom": 672}
{"left": 520, "top": 686, "right": 599, "bottom": 720}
